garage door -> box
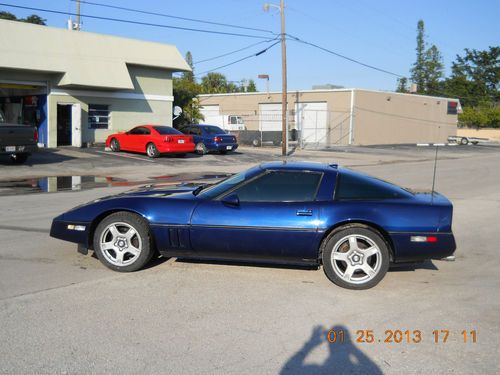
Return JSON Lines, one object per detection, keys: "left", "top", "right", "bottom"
{"left": 259, "top": 103, "right": 282, "bottom": 131}
{"left": 295, "top": 102, "right": 327, "bottom": 145}
{"left": 200, "top": 105, "right": 222, "bottom": 126}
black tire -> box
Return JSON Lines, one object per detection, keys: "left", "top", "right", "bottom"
{"left": 93, "top": 212, "right": 154, "bottom": 272}
{"left": 321, "top": 225, "right": 390, "bottom": 290}
{"left": 146, "top": 142, "right": 160, "bottom": 158}
{"left": 460, "top": 137, "right": 469, "bottom": 145}
{"left": 10, "top": 153, "right": 28, "bottom": 164}
{"left": 175, "top": 153, "right": 186, "bottom": 158}
{"left": 195, "top": 142, "right": 207, "bottom": 155}
{"left": 252, "top": 139, "right": 261, "bottom": 147}
{"left": 110, "top": 138, "right": 120, "bottom": 152}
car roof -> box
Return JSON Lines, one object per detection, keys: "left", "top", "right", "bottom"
{"left": 259, "top": 161, "right": 338, "bottom": 173}
{"left": 188, "top": 124, "right": 221, "bottom": 127}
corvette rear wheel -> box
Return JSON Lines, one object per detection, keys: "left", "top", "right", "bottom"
{"left": 93, "top": 212, "right": 153, "bottom": 272}
{"left": 146, "top": 143, "right": 160, "bottom": 158}
{"left": 110, "top": 138, "right": 120, "bottom": 152}
{"left": 321, "top": 226, "right": 389, "bottom": 289}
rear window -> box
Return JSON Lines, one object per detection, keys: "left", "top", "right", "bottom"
{"left": 153, "top": 126, "right": 183, "bottom": 135}
{"left": 335, "top": 171, "right": 406, "bottom": 200}
{"left": 202, "top": 126, "right": 225, "bottom": 135}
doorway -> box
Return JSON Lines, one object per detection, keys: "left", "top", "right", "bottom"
{"left": 57, "top": 104, "right": 72, "bottom": 146}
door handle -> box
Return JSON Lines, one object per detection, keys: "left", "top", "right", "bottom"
{"left": 296, "top": 209, "right": 313, "bottom": 216}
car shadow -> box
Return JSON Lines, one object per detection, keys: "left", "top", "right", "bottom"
{"left": 280, "top": 325, "right": 383, "bottom": 374}
{"left": 389, "top": 259, "right": 438, "bottom": 272}
{"left": 174, "top": 258, "right": 320, "bottom": 271}
{"left": 0, "top": 149, "right": 75, "bottom": 166}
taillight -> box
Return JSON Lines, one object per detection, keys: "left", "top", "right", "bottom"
{"left": 164, "top": 136, "right": 172, "bottom": 142}
{"left": 34, "top": 128, "right": 38, "bottom": 142}
{"left": 214, "top": 137, "right": 223, "bottom": 142}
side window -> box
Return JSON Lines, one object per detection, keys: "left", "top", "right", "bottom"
{"left": 142, "top": 127, "right": 151, "bottom": 135}
{"left": 335, "top": 172, "right": 403, "bottom": 200}
{"left": 231, "top": 171, "right": 322, "bottom": 202}
{"left": 129, "top": 127, "right": 142, "bottom": 135}
{"left": 193, "top": 127, "right": 202, "bottom": 136}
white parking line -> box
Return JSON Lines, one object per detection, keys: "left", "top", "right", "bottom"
{"left": 95, "top": 150, "right": 155, "bottom": 163}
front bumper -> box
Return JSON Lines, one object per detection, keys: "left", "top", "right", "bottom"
{"left": 390, "top": 232, "right": 456, "bottom": 262}
{"left": 50, "top": 218, "right": 91, "bottom": 247}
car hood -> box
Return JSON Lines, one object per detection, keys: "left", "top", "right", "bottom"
{"left": 120, "top": 182, "right": 202, "bottom": 197}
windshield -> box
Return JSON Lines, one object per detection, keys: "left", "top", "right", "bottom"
{"left": 202, "top": 126, "right": 226, "bottom": 135}
{"left": 153, "top": 126, "right": 183, "bottom": 135}
{"left": 197, "top": 167, "right": 261, "bottom": 199}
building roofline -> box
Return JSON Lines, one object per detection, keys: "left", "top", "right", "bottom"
{"left": 198, "top": 88, "right": 459, "bottom": 102}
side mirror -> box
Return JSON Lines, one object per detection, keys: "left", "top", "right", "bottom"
{"left": 221, "top": 193, "right": 240, "bottom": 207}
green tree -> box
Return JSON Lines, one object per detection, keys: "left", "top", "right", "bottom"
{"left": 247, "top": 79, "right": 257, "bottom": 92}
{"left": 182, "top": 51, "right": 195, "bottom": 83}
{"left": 423, "top": 45, "right": 444, "bottom": 95}
{"left": 396, "top": 77, "right": 408, "bottom": 93}
{"left": 201, "top": 72, "right": 229, "bottom": 93}
{"left": 0, "top": 11, "right": 17, "bottom": 21}
{"left": 0, "top": 11, "right": 46, "bottom": 25}
{"left": 410, "top": 20, "right": 426, "bottom": 93}
{"left": 173, "top": 77, "right": 203, "bottom": 126}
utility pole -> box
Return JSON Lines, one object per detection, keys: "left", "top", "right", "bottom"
{"left": 264, "top": 1, "right": 288, "bottom": 156}
{"left": 76, "top": 0, "right": 81, "bottom": 30}
{"left": 280, "top": 0, "right": 287, "bottom": 156}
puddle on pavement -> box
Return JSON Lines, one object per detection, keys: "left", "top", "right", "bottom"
{"left": 0, "top": 172, "right": 233, "bottom": 196}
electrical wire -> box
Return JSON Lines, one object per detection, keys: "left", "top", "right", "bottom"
{"left": 286, "top": 33, "right": 406, "bottom": 78}
{"left": 194, "top": 37, "right": 280, "bottom": 65}
{"left": 70, "top": 0, "right": 275, "bottom": 35}
{"left": 195, "top": 40, "right": 280, "bottom": 76}
{"left": 0, "top": 3, "right": 271, "bottom": 39}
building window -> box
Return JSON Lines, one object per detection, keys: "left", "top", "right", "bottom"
{"left": 88, "top": 104, "right": 109, "bottom": 129}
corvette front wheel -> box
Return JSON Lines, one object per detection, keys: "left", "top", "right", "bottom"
{"left": 322, "top": 226, "right": 389, "bottom": 289}
{"left": 93, "top": 212, "right": 153, "bottom": 272}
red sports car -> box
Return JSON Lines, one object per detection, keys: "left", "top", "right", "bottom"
{"left": 105, "top": 125, "right": 195, "bottom": 158}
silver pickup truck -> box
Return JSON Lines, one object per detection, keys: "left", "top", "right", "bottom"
{"left": 0, "top": 109, "right": 38, "bottom": 164}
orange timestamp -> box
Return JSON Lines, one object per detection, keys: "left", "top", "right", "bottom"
{"left": 327, "top": 329, "right": 478, "bottom": 344}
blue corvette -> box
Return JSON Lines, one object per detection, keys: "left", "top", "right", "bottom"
{"left": 50, "top": 162, "right": 455, "bottom": 289}
{"left": 178, "top": 124, "right": 238, "bottom": 154}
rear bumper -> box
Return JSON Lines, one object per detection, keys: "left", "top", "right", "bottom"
{"left": 0, "top": 144, "right": 37, "bottom": 154}
{"left": 390, "top": 232, "right": 456, "bottom": 262}
{"left": 206, "top": 143, "right": 239, "bottom": 152}
{"left": 156, "top": 143, "right": 195, "bottom": 153}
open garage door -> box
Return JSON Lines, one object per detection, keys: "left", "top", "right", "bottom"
{"left": 296, "top": 102, "right": 328, "bottom": 146}
{"left": 0, "top": 80, "right": 48, "bottom": 147}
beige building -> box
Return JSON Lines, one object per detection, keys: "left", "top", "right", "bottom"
{"left": 0, "top": 20, "right": 190, "bottom": 147}
{"left": 198, "top": 89, "right": 460, "bottom": 146}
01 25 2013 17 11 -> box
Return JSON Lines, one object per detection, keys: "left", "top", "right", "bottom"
{"left": 327, "top": 329, "right": 478, "bottom": 344}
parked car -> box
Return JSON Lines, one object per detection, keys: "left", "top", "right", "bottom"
{"left": 50, "top": 162, "right": 456, "bottom": 289}
{"left": 179, "top": 124, "right": 238, "bottom": 155}
{"left": 0, "top": 109, "right": 38, "bottom": 164}
{"left": 105, "top": 125, "right": 195, "bottom": 158}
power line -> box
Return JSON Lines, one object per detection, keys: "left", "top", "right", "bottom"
{"left": 194, "top": 37, "right": 279, "bottom": 65}
{"left": 287, "top": 33, "right": 406, "bottom": 78}
{"left": 195, "top": 40, "right": 280, "bottom": 76}
{"left": 0, "top": 3, "right": 271, "bottom": 39}
{"left": 71, "top": 0, "right": 275, "bottom": 35}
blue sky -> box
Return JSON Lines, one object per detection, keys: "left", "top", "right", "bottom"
{"left": 4, "top": 0, "right": 499, "bottom": 92}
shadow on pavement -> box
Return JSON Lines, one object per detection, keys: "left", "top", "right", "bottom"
{"left": 280, "top": 325, "right": 383, "bottom": 374}
{"left": 0, "top": 149, "right": 75, "bottom": 166}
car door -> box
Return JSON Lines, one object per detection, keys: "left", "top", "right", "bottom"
{"left": 190, "top": 170, "right": 324, "bottom": 264}
{"left": 122, "top": 127, "right": 142, "bottom": 151}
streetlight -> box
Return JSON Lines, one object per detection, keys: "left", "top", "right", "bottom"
{"left": 264, "top": 0, "right": 287, "bottom": 156}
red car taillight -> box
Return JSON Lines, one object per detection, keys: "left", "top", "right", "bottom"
{"left": 214, "top": 137, "right": 223, "bottom": 142}
{"left": 164, "top": 136, "right": 173, "bottom": 142}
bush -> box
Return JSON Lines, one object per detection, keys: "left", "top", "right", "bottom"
{"left": 459, "top": 105, "right": 500, "bottom": 128}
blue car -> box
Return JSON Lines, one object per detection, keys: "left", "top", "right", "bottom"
{"left": 50, "top": 162, "right": 455, "bottom": 289}
{"left": 179, "top": 124, "right": 238, "bottom": 155}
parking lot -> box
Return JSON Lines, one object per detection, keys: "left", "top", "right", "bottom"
{"left": 1, "top": 144, "right": 499, "bottom": 374}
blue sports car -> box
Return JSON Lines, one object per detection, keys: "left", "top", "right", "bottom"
{"left": 178, "top": 124, "right": 238, "bottom": 155}
{"left": 50, "top": 162, "right": 456, "bottom": 289}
